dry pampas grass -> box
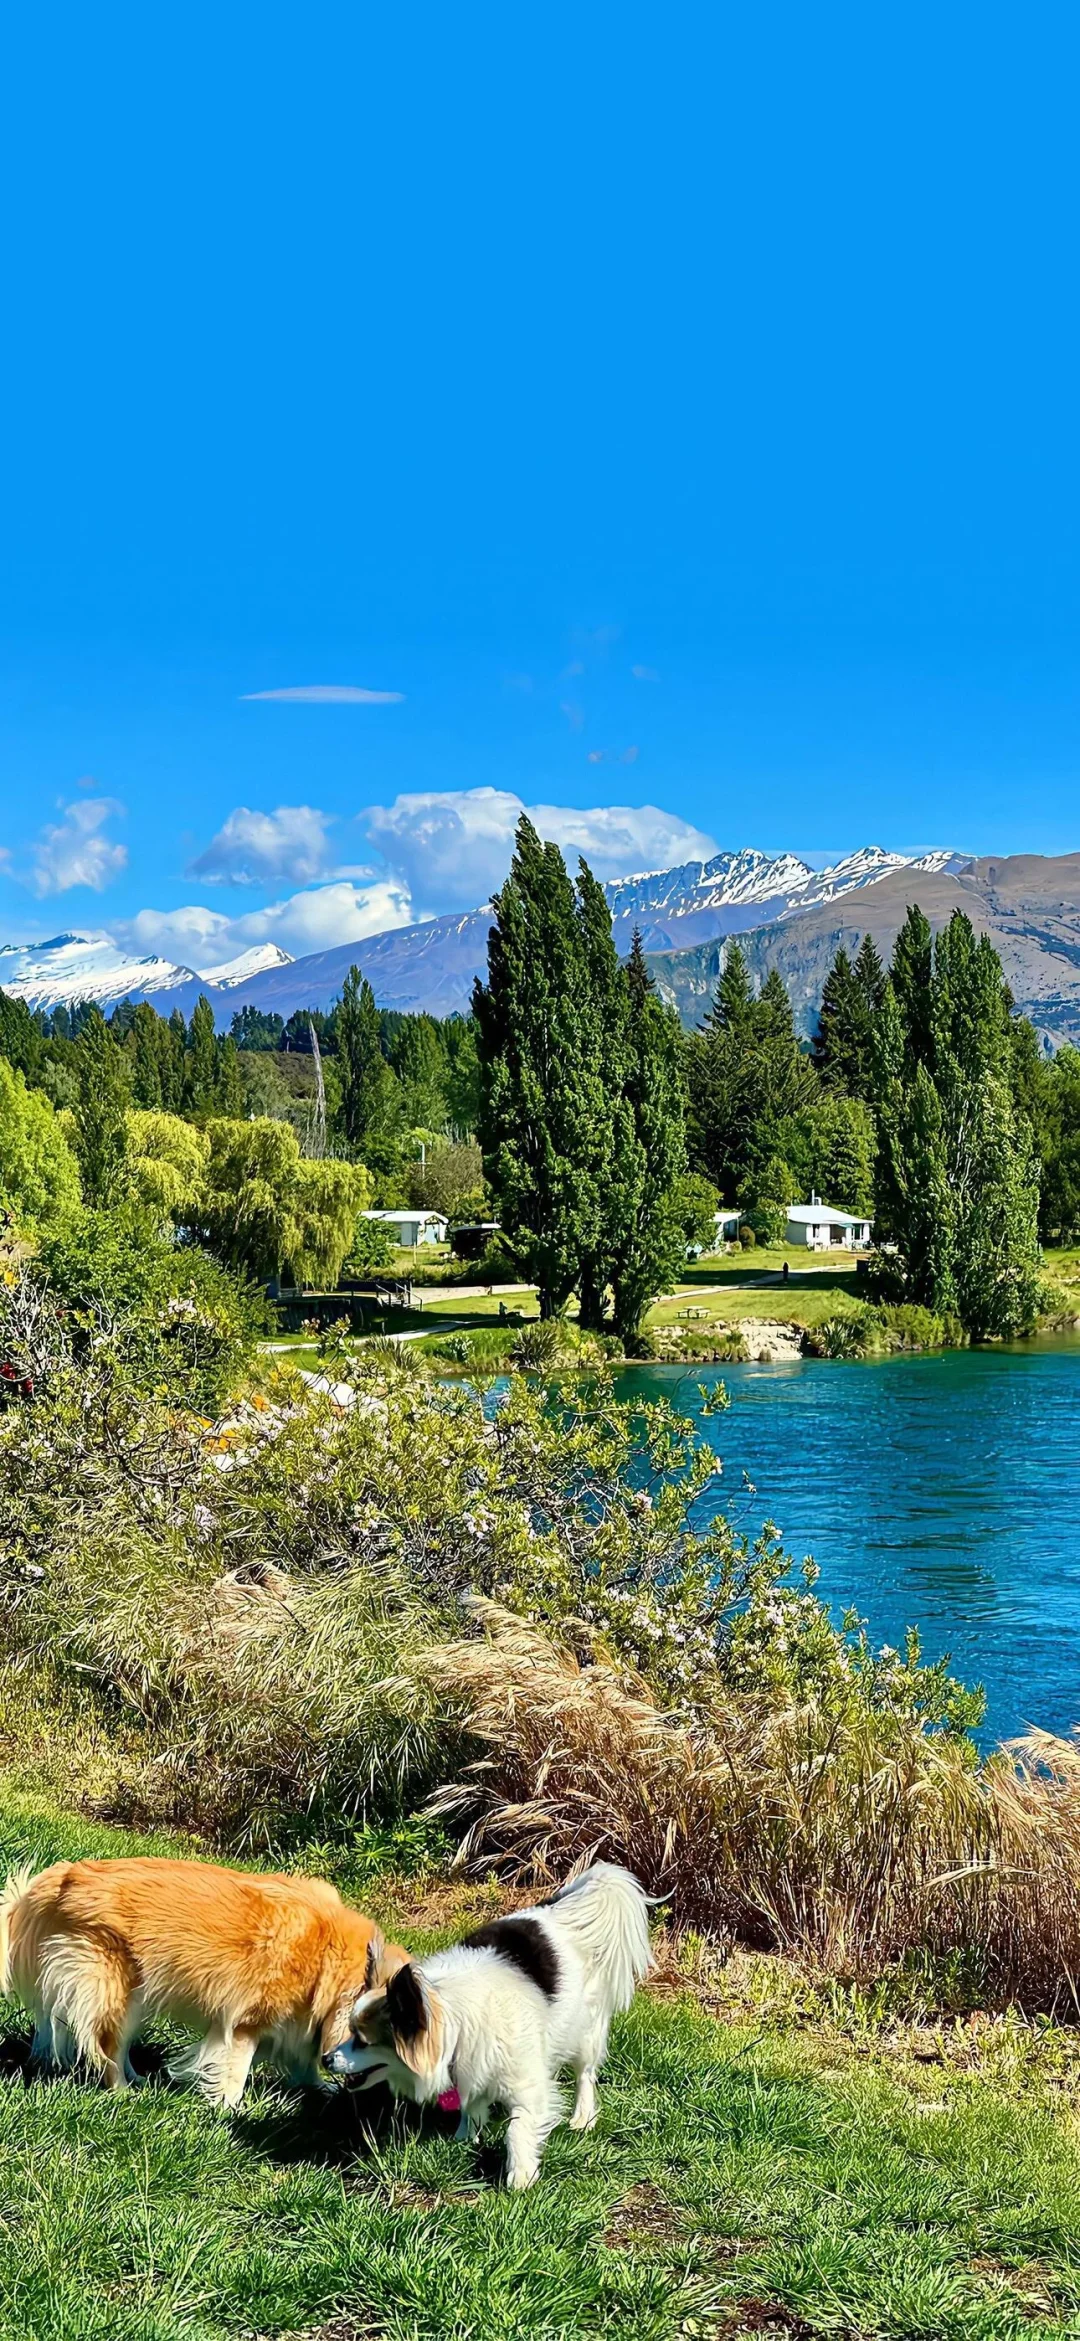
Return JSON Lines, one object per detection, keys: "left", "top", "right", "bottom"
{"left": 420, "top": 1601, "right": 1080, "bottom": 2008}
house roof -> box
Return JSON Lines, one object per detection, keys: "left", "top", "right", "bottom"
{"left": 785, "top": 1203, "right": 871, "bottom": 1227}
{"left": 362, "top": 1208, "right": 447, "bottom": 1226}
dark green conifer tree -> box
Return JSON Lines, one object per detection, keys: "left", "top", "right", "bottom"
{"left": 873, "top": 909, "right": 1040, "bottom": 1334}
{"left": 573, "top": 866, "right": 637, "bottom": 1329}
{"left": 129, "top": 1001, "right": 164, "bottom": 1108}
{"left": 610, "top": 934, "right": 688, "bottom": 1342}
{"left": 337, "top": 967, "right": 398, "bottom": 1152}
{"left": 162, "top": 1010, "right": 187, "bottom": 1111}
{"left": 473, "top": 817, "right": 607, "bottom": 1318}
{"left": 811, "top": 945, "right": 876, "bottom": 1095}
{"left": 185, "top": 996, "right": 219, "bottom": 1117}
{"left": 73, "top": 1006, "right": 130, "bottom": 1203}
{"left": 0, "top": 991, "right": 46, "bottom": 1083}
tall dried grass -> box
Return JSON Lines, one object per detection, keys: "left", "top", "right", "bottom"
{"left": 421, "top": 1602, "right": 1080, "bottom": 2009}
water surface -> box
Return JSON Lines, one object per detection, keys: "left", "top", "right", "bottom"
{"left": 616, "top": 1341, "right": 1080, "bottom": 1747}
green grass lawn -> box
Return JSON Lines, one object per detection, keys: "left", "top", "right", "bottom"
{"left": 4, "top": 1787, "right": 1080, "bottom": 2339}
{"left": 646, "top": 1253, "right": 863, "bottom": 1335}
{"left": 419, "top": 1291, "right": 537, "bottom": 1320}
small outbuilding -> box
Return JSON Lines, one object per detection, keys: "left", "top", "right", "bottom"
{"left": 785, "top": 1196, "right": 872, "bottom": 1252}
{"left": 360, "top": 1208, "right": 448, "bottom": 1249}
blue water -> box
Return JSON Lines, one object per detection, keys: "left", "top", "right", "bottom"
{"left": 616, "top": 1342, "right": 1080, "bottom": 1748}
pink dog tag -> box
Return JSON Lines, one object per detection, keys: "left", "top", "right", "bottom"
{"left": 437, "top": 2087, "right": 461, "bottom": 2112}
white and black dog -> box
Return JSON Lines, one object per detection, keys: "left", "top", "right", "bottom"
{"left": 327, "top": 1863, "right": 653, "bottom": 2187}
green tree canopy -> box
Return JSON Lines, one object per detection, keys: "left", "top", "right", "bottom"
{"left": 200, "top": 1118, "right": 371, "bottom": 1287}
{"left": 811, "top": 942, "right": 882, "bottom": 1098}
{"left": 72, "top": 1007, "right": 131, "bottom": 1205}
{"left": 873, "top": 909, "right": 1041, "bottom": 1335}
{"left": 688, "top": 952, "right": 814, "bottom": 1197}
{"left": 126, "top": 1110, "right": 210, "bottom": 1225}
{"left": 337, "top": 968, "right": 401, "bottom": 1154}
{"left": 473, "top": 819, "right": 609, "bottom": 1317}
{"left": 0, "top": 1062, "right": 80, "bottom": 1234}
{"left": 609, "top": 933, "right": 688, "bottom": 1341}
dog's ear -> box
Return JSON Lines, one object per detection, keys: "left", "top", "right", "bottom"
{"left": 385, "top": 1962, "right": 442, "bottom": 2079}
{"left": 366, "top": 1931, "right": 409, "bottom": 1990}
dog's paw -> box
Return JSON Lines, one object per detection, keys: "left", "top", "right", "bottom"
{"left": 567, "top": 2107, "right": 598, "bottom": 2132}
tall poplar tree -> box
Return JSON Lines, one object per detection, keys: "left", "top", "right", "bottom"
{"left": 573, "top": 864, "right": 637, "bottom": 1330}
{"left": 473, "top": 818, "right": 607, "bottom": 1316}
{"left": 73, "top": 1007, "right": 130, "bottom": 1204}
{"left": 873, "top": 909, "right": 1041, "bottom": 1334}
{"left": 338, "top": 967, "right": 397, "bottom": 1152}
{"left": 129, "top": 1001, "right": 164, "bottom": 1108}
{"left": 610, "top": 935, "right": 688, "bottom": 1342}
{"left": 185, "top": 996, "right": 219, "bottom": 1117}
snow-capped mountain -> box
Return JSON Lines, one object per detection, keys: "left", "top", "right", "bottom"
{"left": 197, "top": 942, "right": 294, "bottom": 988}
{"left": 604, "top": 847, "right": 816, "bottom": 922}
{"left": 600, "top": 844, "right": 971, "bottom": 951}
{"left": 0, "top": 934, "right": 202, "bottom": 1014}
{"left": 0, "top": 847, "right": 974, "bottom": 1025}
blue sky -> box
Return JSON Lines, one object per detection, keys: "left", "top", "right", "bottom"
{"left": 2, "top": 3, "right": 1079, "bottom": 968}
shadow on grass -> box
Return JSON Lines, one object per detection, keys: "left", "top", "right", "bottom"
{"left": 0, "top": 2023, "right": 174, "bottom": 2087}
{"left": 233, "top": 2082, "right": 507, "bottom": 2188}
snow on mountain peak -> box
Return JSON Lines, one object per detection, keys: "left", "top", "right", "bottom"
{"left": 0, "top": 932, "right": 198, "bottom": 1012}
{"left": 197, "top": 942, "right": 294, "bottom": 988}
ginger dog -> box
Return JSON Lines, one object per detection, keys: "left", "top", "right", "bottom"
{"left": 0, "top": 1856, "right": 407, "bottom": 2105}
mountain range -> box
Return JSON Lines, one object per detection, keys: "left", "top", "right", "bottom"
{"left": 7, "top": 845, "right": 1080, "bottom": 1047}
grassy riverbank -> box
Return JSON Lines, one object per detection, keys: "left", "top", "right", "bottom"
{"left": 5, "top": 1780, "right": 1080, "bottom": 2341}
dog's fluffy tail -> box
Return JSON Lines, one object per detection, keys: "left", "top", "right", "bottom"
{"left": 544, "top": 1862, "right": 653, "bottom": 2014}
{"left": 0, "top": 1865, "right": 39, "bottom": 1996}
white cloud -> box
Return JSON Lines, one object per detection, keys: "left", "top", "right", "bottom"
{"left": 241, "top": 684, "right": 404, "bottom": 704}
{"left": 187, "top": 805, "right": 334, "bottom": 887}
{"left": 114, "top": 877, "right": 415, "bottom": 972}
{"left": 31, "top": 798, "right": 127, "bottom": 896}
{"left": 632, "top": 664, "right": 660, "bottom": 682}
{"left": 360, "top": 787, "right": 717, "bottom": 913}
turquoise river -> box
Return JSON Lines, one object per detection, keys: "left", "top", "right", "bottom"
{"left": 617, "top": 1339, "right": 1080, "bottom": 1749}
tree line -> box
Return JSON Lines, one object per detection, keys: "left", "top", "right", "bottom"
{"left": 4, "top": 817, "right": 1080, "bottom": 1342}
{"left": 0, "top": 979, "right": 484, "bottom": 1224}
{"left": 470, "top": 818, "right": 1080, "bottom": 1341}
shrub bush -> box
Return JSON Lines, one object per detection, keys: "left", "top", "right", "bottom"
{"left": 9, "top": 1268, "right": 1080, "bottom": 2011}
{"left": 803, "top": 1306, "right": 877, "bottom": 1359}
{"left": 36, "top": 1207, "right": 264, "bottom": 1410}
{"left": 510, "top": 1318, "right": 566, "bottom": 1369}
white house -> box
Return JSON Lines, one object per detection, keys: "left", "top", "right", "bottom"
{"left": 714, "top": 1208, "right": 742, "bottom": 1245}
{"left": 785, "top": 1196, "right": 872, "bottom": 1252}
{"left": 361, "top": 1208, "right": 448, "bottom": 1249}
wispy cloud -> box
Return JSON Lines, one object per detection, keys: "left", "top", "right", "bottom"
{"left": 31, "top": 798, "right": 127, "bottom": 896}
{"left": 187, "top": 805, "right": 334, "bottom": 887}
{"left": 587, "top": 745, "right": 640, "bottom": 765}
{"left": 632, "top": 663, "right": 660, "bottom": 682}
{"left": 560, "top": 700, "right": 586, "bottom": 732}
{"left": 241, "top": 684, "right": 405, "bottom": 704}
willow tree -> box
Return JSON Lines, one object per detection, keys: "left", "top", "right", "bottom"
{"left": 200, "top": 1118, "right": 371, "bottom": 1288}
